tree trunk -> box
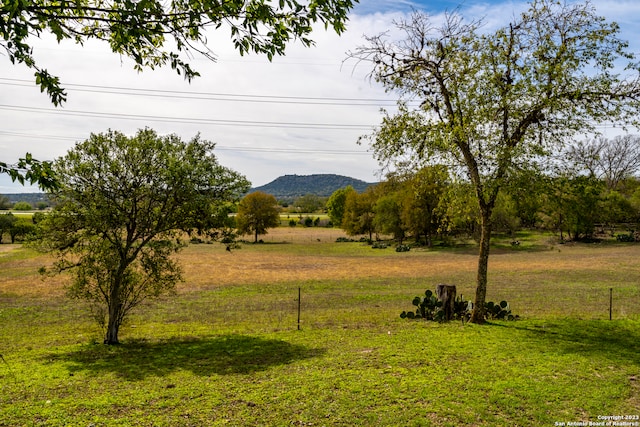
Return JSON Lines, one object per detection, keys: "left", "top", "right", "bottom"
{"left": 470, "top": 211, "right": 492, "bottom": 324}
{"left": 104, "top": 282, "right": 122, "bottom": 344}
{"left": 104, "top": 310, "right": 121, "bottom": 344}
{"left": 436, "top": 284, "right": 456, "bottom": 321}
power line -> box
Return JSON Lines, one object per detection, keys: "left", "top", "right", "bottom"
{"left": 0, "top": 104, "right": 376, "bottom": 130}
{"left": 0, "top": 131, "right": 371, "bottom": 156}
{"left": 0, "top": 77, "right": 403, "bottom": 107}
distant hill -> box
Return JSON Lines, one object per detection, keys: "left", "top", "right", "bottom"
{"left": 250, "top": 174, "right": 374, "bottom": 201}
{"left": 3, "top": 193, "right": 51, "bottom": 206}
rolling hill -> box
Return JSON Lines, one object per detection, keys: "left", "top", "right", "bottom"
{"left": 250, "top": 174, "right": 374, "bottom": 200}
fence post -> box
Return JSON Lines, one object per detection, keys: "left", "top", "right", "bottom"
{"left": 298, "top": 287, "right": 301, "bottom": 330}
{"left": 609, "top": 288, "right": 613, "bottom": 321}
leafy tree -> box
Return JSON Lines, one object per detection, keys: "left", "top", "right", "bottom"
{"left": 0, "top": 195, "right": 11, "bottom": 210}
{"left": 490, "top": 193, "right": 520, "bottom": 236}
{"left": 1, "top": 0, "right": 356, "bottom": 189}
{"left": 33, "top": 129, "right": 249, "bottom": 344}
{"left": 341, "top": 187, "right": 377, "bottom": 241}
{"left": 293, "top": 194, "right": 325, "bottom": 214}
{"left": 374, "top": 192, "right": 406, "bottom": 244}
{"left": 326, "top": 186, "right": 356, "bottom": 226}
{"left": 8, "top": 218, "right": 35, "bottom": 243}
{"left": 12, "top": 201, "right": 32, "bottom": 211}
{"left": 236, "top": 192, "right": 281, "bottom": 243}
{"left": 401, "top": 166, "right": 449, "bottom": 247}
{"left": 351, "top": 0, "right": 640, "bottom": 323}
{"left": 540, "top": 174, "right": 604, "bottom": 241}
{"left": 600, "top": 190, "right": 636, "bottom": 231}
{"left": 0, "top": 213, "right": 16, "bottom": 243}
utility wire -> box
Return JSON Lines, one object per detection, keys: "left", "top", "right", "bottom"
{"left": 0, "top": 77, "right": 405, "bottom": 106}
{"left": 0, "top": 131, "right": 371, "bottom": 156}
{"left": 0, "top": 104, "right": 375, "bottom": 130}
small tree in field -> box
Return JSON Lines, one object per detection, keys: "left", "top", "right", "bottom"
{"left": 351, "top": 0, "right": 640, "bottom": 323}
{"left": 33, "top": 129, "right": 249, "bottom": 344}
{"left": 236, "top": 192, "right": 281, "bottom": 243}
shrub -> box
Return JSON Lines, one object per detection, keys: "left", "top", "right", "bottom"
{"left": 616, "top": 232, "right": 636, "bottom": 242}
{"left": 395, "top": 244, "right": 411, "bottom": 252}
{"left": 372, "top": 241, "right": 388, "bottom": 249}
{"left": 12, "top": 201, "right": 32, "bottom": 211}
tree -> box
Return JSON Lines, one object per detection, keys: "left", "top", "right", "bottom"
{"left": 0, "top": 213, "right": 16, "bottom": 244}
{"left": 236, "top": 192, "right": 281, "bottom": 243}
{"left": 326, "top": 185, "right": 356, "bottom": 227}
{"left": 12, "top": 201, "right": 32, "bottom": 211}
{"left": 401, "top": 166, "right": 449, "bottom": 247}
{"left": 341, "top": 187, "right": 377, "bottom": 241}
{"left": 351, "top": 0, "right": 640, "bottom": 323}
{"left": 1, "top": 0, "right": 356, "bottom": 188}
{"left": 375, "top": 194, "right": 406, "bottom": 243}
{"left": 566, "top": 135, "right": 640, "bottom": 190}
{"left": 33, "top": 128, "right": 249, "bottom": 344}
{"left": 293, "top": 194, "right": 325, "bottom": 214}
{"left": 541, "top": 174, "right": 604, "bottom": 241}
{"left": 0, "top": 195, "right": 11, "bottom": 210}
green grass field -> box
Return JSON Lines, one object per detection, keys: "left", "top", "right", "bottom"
{"left": 1, "top": 229, "right": 638, "bottom": 426}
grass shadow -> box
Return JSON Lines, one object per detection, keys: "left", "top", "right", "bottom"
{"left": 488, "top": 319, "right": 640, "bottom": 365}
{"left": 44, "top": 334, "right": 324, "bottom": 380}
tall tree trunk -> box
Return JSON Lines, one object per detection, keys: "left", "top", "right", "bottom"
{"left": 105, "top": 279, "right": 122, "bottom": 344}
{"left": 470, "top": 210, "right": 492, "bottom": 324}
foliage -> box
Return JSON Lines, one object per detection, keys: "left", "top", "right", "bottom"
{"left": 541, "top": 174, "right": 605, "bottom": 241}
{"left": 395, "top": 244, "right": 411, "bottom": 252}
{"left": 374, "top": 191, "right": 406, "bottom": 243}
{"left": 326, "top": 185, "right": 356, "bottom": 226}
{"left": 0, "top": 194, "right": 11, "bottom": 209}
{"left": 341, "top": 187, "right": 377, "bottom": 240}
{"left": 616, "top": 232, "right": 637, "bottom": 242}
{"left": 1, "top": 0, "right": 356, "bottom": 106}
{"left": 0, "top": 212, "right": 16, "bottom": 243}
{"left": 351, "top": 0, "right": 640, "bottom": 323}
{"left": 293, "top": 194, "right": 325, "bottom": 213}
{"left": 12, "top": 201, "right": 32, "bottom": 211}
{"left": 0, "top": 155, "right": 59, "bottom": 191}
{"left": 32, "top": 128, "right": 249, "bottom": 344}
{"left": 236, "top": 191, "right": 281, "bottom": 243}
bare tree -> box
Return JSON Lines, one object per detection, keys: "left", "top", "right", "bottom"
{"left": 567, "top": 135, "right": 640, "bottom": 190}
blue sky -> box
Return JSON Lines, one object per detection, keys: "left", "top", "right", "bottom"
{"left": 1, "top": 0, "right": 639, "bottom": 193}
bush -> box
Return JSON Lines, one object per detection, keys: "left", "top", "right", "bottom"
{"left": 372, "top": 241, "right": 388, "bottom": 249}
{"left": 616, "top": 232, "right": 636, "bottom": 242}
{"left": 395, "top": 244, "right": 411, "bottom": 252}
{"left": 12, "top": 201, "right": 32, "bottom": 211}
{"left": 336, "top": 237, "right": 355, "bottom": 242}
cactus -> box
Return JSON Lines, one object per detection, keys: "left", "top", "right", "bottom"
{"left": 401, "top": 289, "right": 519, "bottom": 322}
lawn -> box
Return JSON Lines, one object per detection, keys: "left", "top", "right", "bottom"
{"left": 0, "top": 228, "right": 638, "bottom": 426}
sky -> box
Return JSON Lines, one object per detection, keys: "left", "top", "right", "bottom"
{"left": 2, "top": 0, "right": 640, "bottom": 193}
